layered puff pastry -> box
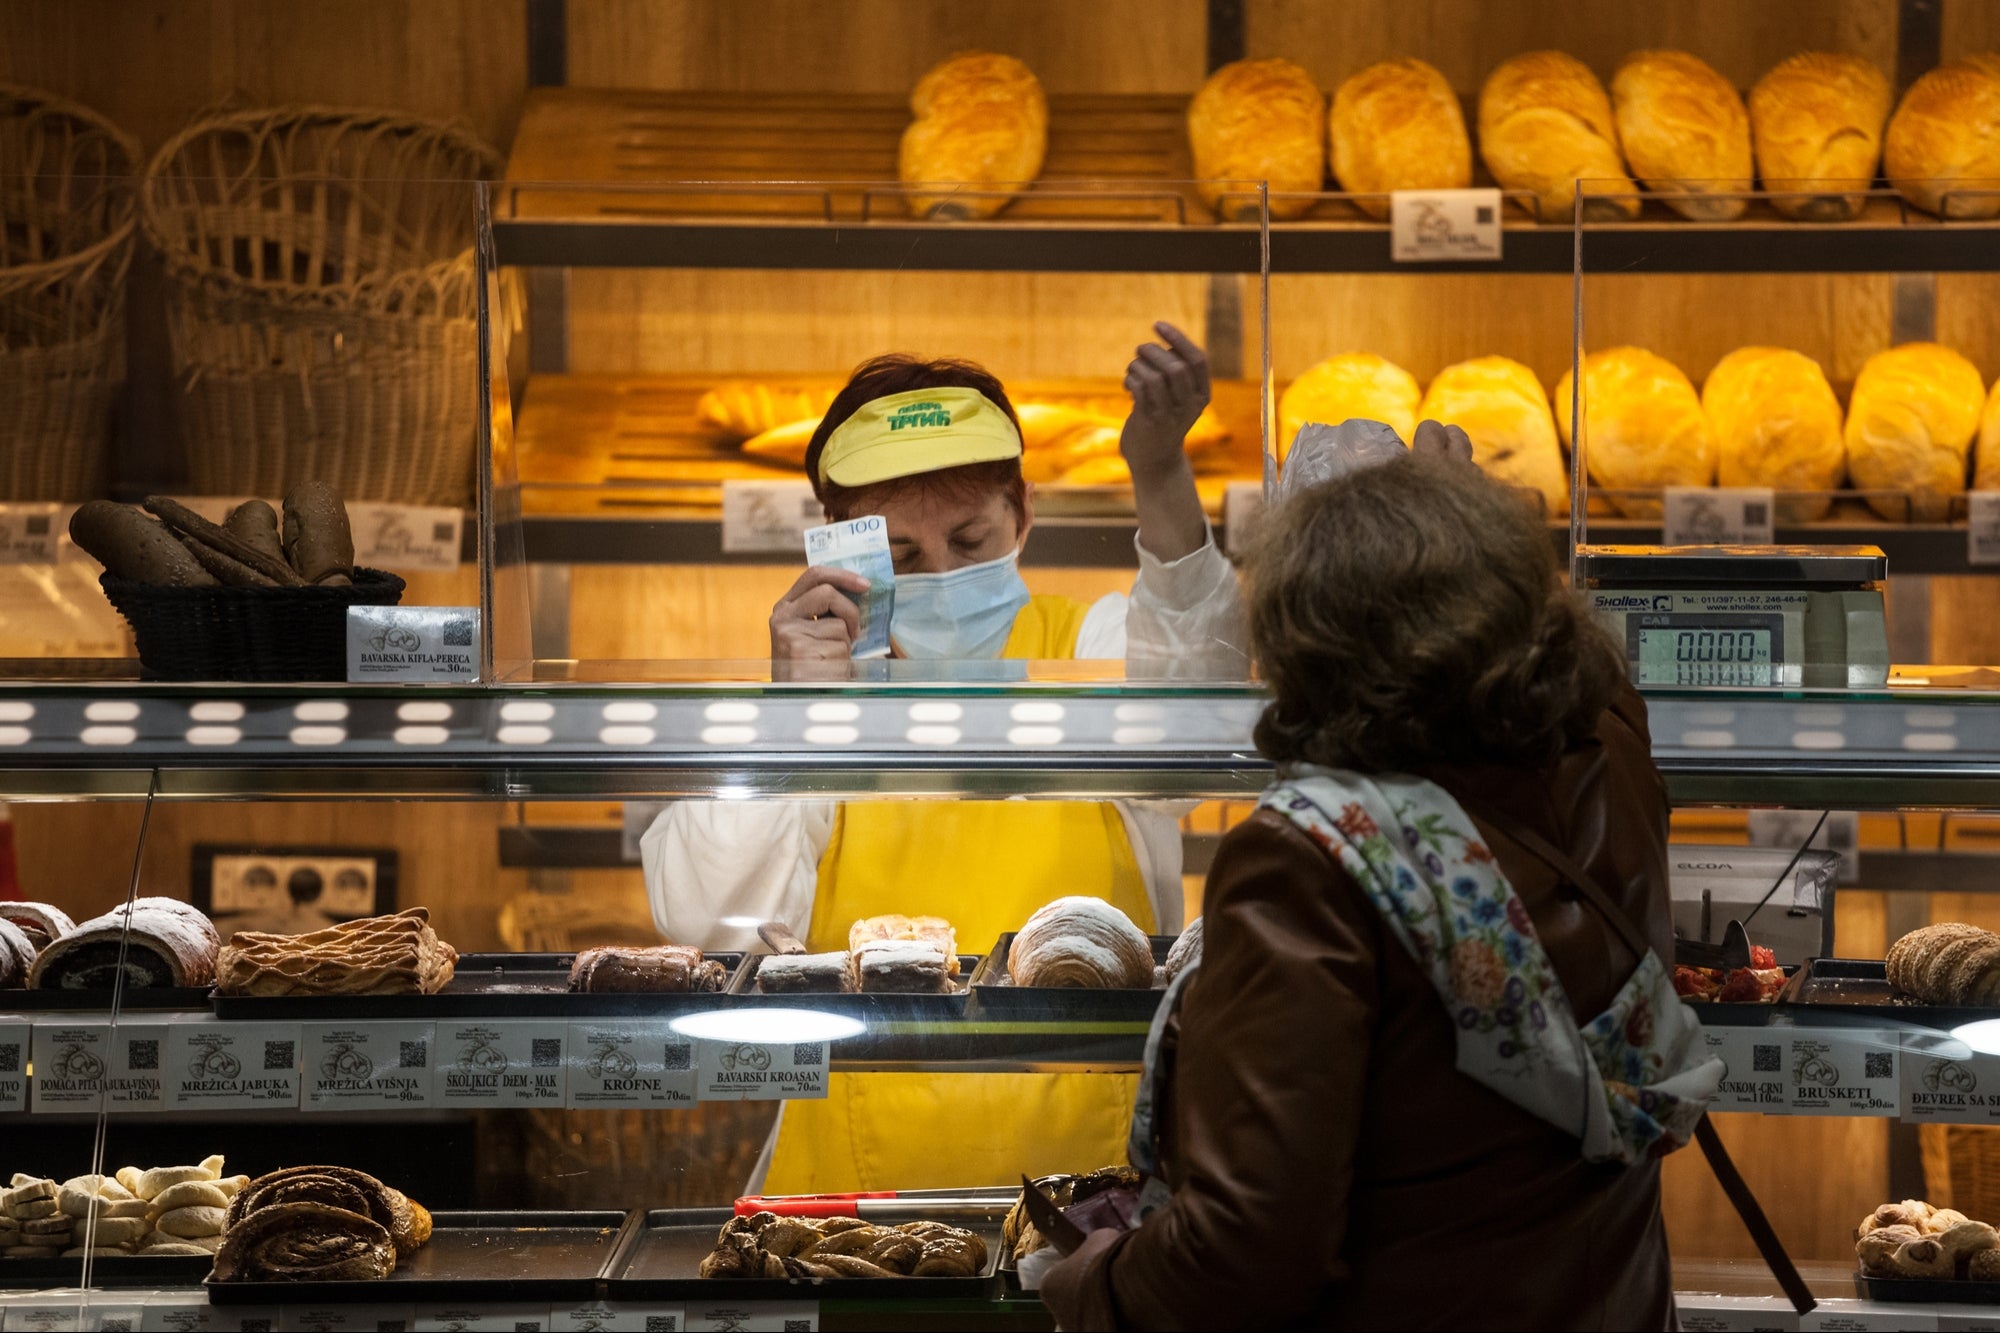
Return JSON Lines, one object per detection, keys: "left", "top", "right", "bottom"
{"left": 1750, "top": 53, "right": 1891, "bottom": 221}
{"left": 1612, "top": 50, "right": 1754, "bottom": 221}
{"left": 1886, "top": 55, "right": 2000, "bottom": 219}
{"left": 1278, "top": 353, "right": 1421, "bottom": 458}
{"left": 1553, "top": 347, "right": 1717, "bottom": 518}
{"left": 1189, "top": 58, "right": 1326, "bottom": 220}
{"left": 1417, "top": 356, "right": 1568, "bottom": 513}
{"left": 1478, "top": 51, "right": 1639, "bottom": 222}
{"left": 1329, "top": 58, "right": 1471, "bottom": 218}
{"left": 1700, "top": 347, "right": 1846, "bottom": 522}
{"left": 899, "top": 52, "right": 1048, "bottom": 220}
{"left": 1009, "top": 896, "right": 1153, "bottom": 989}
{"left": 1844, "top": 342, "right": 1986, "bottom": 521}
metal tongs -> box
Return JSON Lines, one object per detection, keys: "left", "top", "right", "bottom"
{"left": 1674, "top": 918, "right": 1756, "bottom": 972}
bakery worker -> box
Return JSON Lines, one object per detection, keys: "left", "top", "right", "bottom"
{"left": 641, "top": 322, "right": 1248, "bottom": 1193}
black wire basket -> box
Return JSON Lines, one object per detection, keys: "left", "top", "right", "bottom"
{"left": 100, "top": 568, "right": 407, "bottom": 681}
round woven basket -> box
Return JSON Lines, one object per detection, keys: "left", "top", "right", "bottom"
{"left": 0, "top": 84, "right": 139, "bottom": 500}
{"left": 101, "top": 567, "right": 406, "bottom": 681}
{"left": 141, "top": 105, "right": 501, "bottom": 507}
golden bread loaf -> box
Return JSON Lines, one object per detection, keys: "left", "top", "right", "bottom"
{"left": 1416, "top": 356, "right": 1566, "bottom": 513}
{"left": 1278, "top": 353, "right": 1421, "bottom": 457}
{"left": 1329, "top": 58, "right": 1471, "bottom": 218}
{"left": 1478, "top": 51, "right": 1638, "bottom": 222}
{"left": 1886, "top": 55, "right": 2000, "bottom": 218}
{"left": 899, "top": 52, "right": 1048, "bottom": 219}
{"left": 1611, "top": 50, "right": 1753, "bottom": 221}
{"left": 1975, "top": 374, "right": 2000, "bottom": 494}
{"left": 1749, "top": 53, "right": 1891, "bottom": 220}
{"left": 1700, "top": 347, "right": 1846, "bottom": 521}
{"left": 1553, "top": 347, "right": 1716, "bottom": 518}
{"left": 1844, "top": 342, "right": 1986, "bottom": 521}
{"left": 697, "top": 383, "right": 837, "bottom": 439}
{"left": 1188, "top": 58, "right": 1326, "bottom": 220}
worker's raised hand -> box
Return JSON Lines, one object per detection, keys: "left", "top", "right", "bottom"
{"left": 1121, "top": 321, "right": 1210, "bottom": 481}
{"left": 770, "top": 566, "right": 865, "bottom": 664}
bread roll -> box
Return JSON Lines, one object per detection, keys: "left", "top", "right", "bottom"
{"left": 1975, "top": 374, "right": 2000, "bottom": 493}
{"left": 1189, "top": 58, "right": 1326, "bottom": 221}
{"left": 1279, "top": 353, "right": 1420, "bottom": 457}
{"left": 1553, "top": 348, "right": 1716, "bottom": 518}
{"left": 1611, "top": 51, "right": 1753, "bottom": 221}
{"left": 1417, "top": 356, "right": 1567, "bottom": 513}
{"left": 899, "top": 52, "right": 1047, "bottom": 220}
{"left": 1750, "top": 53, "right": 1891, "bottom": 220}
{"left": 1478, "top": 51, "right": 1639, "bottom": 222}
{"left": 1701, "top": 347, "right": 1846, "bottom": 521}
{"left": 1845, "top": 342, "right": 1985, "bottom": 521}
{"left": 1886, "top": 55, "right": 2000, "bottom": 218}
{"left": 67, "top": 501, "right": 217, "bottom": 588}
{"left": 1009, "top": 897, "right": 1154, "bottom": 989}
{"left": 1329, "top": 58, "right": 1470, "bottom": 219}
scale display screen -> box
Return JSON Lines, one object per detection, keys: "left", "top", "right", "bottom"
{"left": 1627, "top": 613, "right": 1785, "bottom": 688}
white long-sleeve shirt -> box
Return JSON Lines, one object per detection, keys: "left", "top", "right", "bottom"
{"left": 641, "top": 529, "right": 1249, "bottom": 951}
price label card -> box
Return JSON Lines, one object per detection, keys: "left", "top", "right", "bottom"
{"left": 551, "top": 1303, "right": 685, "bottom": 1331}
{"left": 348, "top": 502, "right": 465, "bottom": 572}
{"left": 1221, "top": 481, "right": 1265, "bottom": 559}
{"left": 32, "top": 1020, "right": 170, "bottom": 1113}
{"left": 303, "top": 1022, "right": 436, "bottom": 1111}
{"left": 688, "top": 1302, "right": 814, "bottom": 1332}
{"left": 568, "top": 1021, "right": 698, "bottom": 1108}
{"left": 698, "top": 1040, "right": 828, "bottom": 1101}
{"left": 347, "top": 605, "right": 480, "bottom": 683}
{"left": 1800, "top": 1298, "right": 1936, "bottom": 1330}
{"left": 437, "top": 1021, "right": 567, "bottom": 1106}
{"left": 166, "top": 1022, "right": 302, "bottom": 1110}
{"left": 1785, "top": 1030, "right": 1899, "bottom": 1116}
{"left": 1390, "top": 188, "right": 1502, "bottom": 262}
{"left": 0, "top": 1018, "right": 27, "bottom": 1113}
{"left": 1662, "top": 487, "right": 1776, "bottom": 545}
{"left": 278, "top": 1303, "right": 417, "bottom": 1331}
{"left": 1676, "top": 1295, "right": 1800, "bottom": 1331}
{"left": 144, "top": 1299, "right": 287, "bottom": 1332}
{"left": 1970, "top": 492, "right": 2000, "bottom": 567}
{"left": 415, "top": 1305, "right": 554, "bottom": 1331}
{"left": 0, "top": 502, "right": 76, "bottom": 565}
{"left": 1698, "top": 1027, "right": 1788, "bottom": 1113}
{"left": 721, "top": 480, "right": 825, "bottom": 554}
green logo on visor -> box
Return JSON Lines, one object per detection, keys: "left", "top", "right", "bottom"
{"left": 887, "top": 401, "right": 952, "bottom": 430}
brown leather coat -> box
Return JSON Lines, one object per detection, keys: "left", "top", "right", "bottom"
{"left": 1053, "top": 685, "right": 1677, "bottom": 1331}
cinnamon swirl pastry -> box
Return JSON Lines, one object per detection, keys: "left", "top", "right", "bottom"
{"left": 1009, "top": 897, "right": 1155, "bottom": 989}
{"left": 211, "top": 1202, "right": 396, "bottom": 1282}
{"left": 226, "top": 1165, "right": 430, "bottom": 1257}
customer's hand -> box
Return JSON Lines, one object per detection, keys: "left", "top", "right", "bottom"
{"left": 1121, "top": 321, "right": 1210, "bottom": 481}
{"left": 770, "top": 566, "right": 866, "bottom": 663}
{"left": 1411, "top": 419, "right": 1474, "bottom": 462}
{"left": 1037, "top": 1227, "right": 1122, "bottom": 1331}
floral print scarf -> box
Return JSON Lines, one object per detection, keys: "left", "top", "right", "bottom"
{"left": 1264, "top": 768, "right": 1723, "bottom": 1165}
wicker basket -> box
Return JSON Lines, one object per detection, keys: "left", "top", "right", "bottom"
{"left": 0, "top": 84, "right": 139, "bottom": 500}
{"left": 101, "top": 568, "right": 406, "bottom": 681}
{"left": 141, "top": 106, "right": 501, "bottom": 507}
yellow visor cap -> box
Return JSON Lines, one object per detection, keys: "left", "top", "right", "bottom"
{"left": 818, "top": 386, "right": 1023, "bottom": 487}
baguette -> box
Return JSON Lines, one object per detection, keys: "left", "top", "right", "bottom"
{"left": 143, "top": 496, "right": 303, "bottom": 586}
{"left": 282, "top": 481, "right": 355, "bottom": 586}
{"left": 68, "top": 501, "right": 217, "bottom": 587}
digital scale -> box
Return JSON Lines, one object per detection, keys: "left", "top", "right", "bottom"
{"left": 1575, "top": 546, "right": 1890, "bottom": 690}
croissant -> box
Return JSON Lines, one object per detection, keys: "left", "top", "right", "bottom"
{"left": 212, "top": 1202, "right": 395, "bottom": 1282}
{"left": 899, "top": 52, "right": 1047, "bottom": 219}
{"left": 1010, "top": 896, "right": 1154, "bottom": 988}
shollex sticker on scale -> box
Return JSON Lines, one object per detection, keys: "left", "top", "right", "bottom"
{"left": 697, "top": 1039, "right": 828, "bottom": 1101}
{"left": 1784, "top": 1030, "right": 1899, "bottom": 1117}
{"left": 302, "top": 1021, "right": 436, "bottom": 1111}
{"left": 1698, "top": 1027, "right": 1786, "bottom": 1113}
{"left": 0, "top": 1018, "right": 27, "bottom": 1113}
{"left": 31, "top": 1020, "right": 171, "bottom": 1113}
{"left": 566, "top": 1020, "right": 698, "bottom": 1108}
{"left": 165, "top": 1022, "right": 302, "bottom": 1110}
{"left": 437, "top": 1020, "right": 567, "bottom": 1106}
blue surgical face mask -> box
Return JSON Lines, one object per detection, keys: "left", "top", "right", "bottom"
{"left": 890, "top": 549, "right": 1031, "bottom": 660}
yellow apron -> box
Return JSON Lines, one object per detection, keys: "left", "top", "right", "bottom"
{"left": 761, "top": 596, "right": 1156, "bottom": 1193}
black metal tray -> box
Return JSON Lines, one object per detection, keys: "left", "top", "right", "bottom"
{"left": 729, "top": 953, "right": 978, "bottom": 1017}
{"left": 1682, "top": 965, "right": 1797, "bottom": 1027}
{"left": 205, "top": 1209, "right": 632, "bottom": 1304}
{"left": 210, "top": 952, "right": 747, "bottom": 1019}
{"left": 0, "top": 985, "right": 212, "bottom": 1012}
{"left": 1774, "top": 957, "right": 2000, "bottom": 1028}
{"left": 603, "top": 1206, "right": 1002, "bottom": 1300}
{"left": 0, "top": 1250, "right": 213, "bottom": 1289}
{"left": 1857, "top": 1272, "right": 2000, "bottom": 1303}
{"left": 969, "top": 934, "right": 1175, "bottom": 1021}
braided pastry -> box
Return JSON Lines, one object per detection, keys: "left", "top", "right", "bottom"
{"left": 216, "top": 908, "right": 457, "bottom": 997}
{"left": 1009, "top": 897, "right": 1154, "bottom": 989}
{"left": 211, "top": 1202, "right": 395, "bottom": 1282}
{"left": 697, "top": 1210, "right": 986, "bottom": 1280}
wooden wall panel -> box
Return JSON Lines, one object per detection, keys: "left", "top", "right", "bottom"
{"left": 0, "top": 0, "right": 526, "bottom": 152}
{"left": 568, "top": 0, "right": 1208, "bottom": 95}
{"left": 1944, "top": 0, "right": 2000, "bottom": 60}
{"left": 1247, "top": 0, "right": 1895, "bottom": 91}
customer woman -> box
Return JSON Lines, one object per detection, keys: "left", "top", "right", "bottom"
{"left": 1042, "top": 452, "right": 1714, "bottom": 1330}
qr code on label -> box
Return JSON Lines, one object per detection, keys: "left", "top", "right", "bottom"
{"left": 793, "top": 1043, "right": 822, "bottom": 1066}
{"left": 1866, "top": 1052, "right": 1895, "bottom": 1080}
{"left": 442, "top": 617, "right": 474, "bottom": 647}
{"left": 663, "top": 1043, "right": 691, "bottom": 1071}
{"left": 1753, "top": 1044, "right": 1780, "bottom": 1073}
{"left": 645, "top": 1318, "right": 681, "bottom": 1332}
{"left": 263, "top": 1041, "right": 294, "bottom": 1070}
{"left": 25, "top": 514, "right": 48, "bottom": 536}
{"left": 400, "top": 1040, "right": 428, "bottom": 1069}
{"left": 0, "top": 1043, "right": 18, "bottom": 1073}
{"left": 433, "top": 521, "right": 456, "bottom": 542}
{"left": 532, "top": 1038, "right": 562, "bottom": 1068}
{"left": 127, "top": 1039, "right": 158, "bottom": 1070}
{"left": 1743, "top": 501, "right": 1769, "bottom": 527}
